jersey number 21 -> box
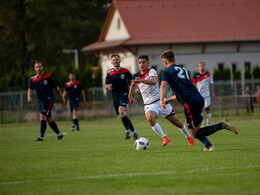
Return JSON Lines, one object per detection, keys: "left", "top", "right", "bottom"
{"left": 174, "top": 66, "right": 190, "bottom": 80}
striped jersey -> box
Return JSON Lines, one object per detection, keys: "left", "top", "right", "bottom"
{"left": 133, "top": 69, "right": 160, "bottom": 105}
{"left": 192, "top": 72, "right": 213, "bottom": 98}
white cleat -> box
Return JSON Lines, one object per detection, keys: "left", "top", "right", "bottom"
{"left": 203, "top": 146, "right": 215, "bottom": 151}
{"left": 221, "top": 119, "right": 238, "bottom": 134}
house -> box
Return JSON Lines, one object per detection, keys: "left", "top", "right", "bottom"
{"left": 82, "top": 0, "right": 260, "bottom": 92}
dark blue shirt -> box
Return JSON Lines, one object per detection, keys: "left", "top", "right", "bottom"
{"left": 105, "top": 67, "right": 132, "bottom": 99}
{"left": 29, "top": 73, "right": 57, "bottom": 101}
{"left": 161, "top": 64, "right": 198, "bottom": 104}
{"left": 64, "top": 80, "right": 83, "bottom": 101}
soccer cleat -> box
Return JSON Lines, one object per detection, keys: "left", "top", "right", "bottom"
{"left": 221, "top": 119, "right": 238, "bottom": 134}
{"left": 162, "top": 136, "right": 170, "bottom": 146}
{"left": 35, "top": 137, "right": 44, "bottom": 141}
{"left": 76, "top": 126, "right": 80, "bottom": 131}
{"left": 133, "top": 131, "right": 139, "bottom": 140}
{"left": 125, "top": 131, "right": 132, "bottom": 140}
{"left": 203, "top": 146, "right": 215, "bottom": 151}
{"left": 186, "top": 136, "right": 196, "bottom": 145}
{"left": 72, "top": 125, "right": 75, "bottom": 132}
{"left": 58, "top": 134, "right": 63, "bottom": 140}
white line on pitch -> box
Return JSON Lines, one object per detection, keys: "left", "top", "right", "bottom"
{"left": 0, "top": 165, "right": 259, "bottom": 186}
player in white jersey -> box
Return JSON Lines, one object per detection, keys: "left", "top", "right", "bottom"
{"left": 192, "top": 61, "right": 215, "bottom": 126}
{"left": 128, "top": 55, "right": 195, "bottom": 146}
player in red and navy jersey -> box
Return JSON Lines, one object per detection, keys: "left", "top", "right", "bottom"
{"left": 159, "top": 50, "right": 238, "bottom": 151}
{"left": 128, "top": 55, "right": 195, "bottom": 146}
{"left": 63, "top": 72, "right": 86, "bottom": 131}
{"left": 192, "top": 61, "right": 215, "bottom": 126}
{"left": 105, "top": 54, "right": 139, "bottom": 140}
{"left": 28, "top": 61, "right": 65, "bottom": 141}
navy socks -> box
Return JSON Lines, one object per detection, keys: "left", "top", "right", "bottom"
{"left": 196, "top": 123, "right": 222, "bottom": 138}
{"left": 48, "top": 121, "right": 61, "bottom": 135}
{"left": 40, "top": 120, "right": 47, "bottom": 138}
{"left": 121, "top": 115, "right": 135, "bottom": 131}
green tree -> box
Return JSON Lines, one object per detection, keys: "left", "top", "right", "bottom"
{"left": 93, "top": 65, "right": 103, "bottom": 86}
{"left": 233, "top": 70, "right": 241, "bottom": 80}
{"left": 245, "top": 66, "right": 252, "bottom": 79}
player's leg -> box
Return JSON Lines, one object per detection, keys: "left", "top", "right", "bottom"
{"left": 205, "top": 97, "right": 211, "bottom": 126}
{"left": 35, "top": 101, "right": 47, "bottom": 141}
{"left": 72, "top": 101, "right": 80, "bottom": 131}
{"left": 145, "top": 105, "right": 170, "bottom": 146}
{"left": 161, "top": 103, "right": 195, "bottom": 145}
{"left": 44, "top": 100, "right": 63, "bottom": 140}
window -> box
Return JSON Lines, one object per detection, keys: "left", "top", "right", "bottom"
{"left": 117, "top": 18, "right": 121, "bottom": 30}
{"left": 232, "top": 63, "right": 237, "bottom": 74}
{"left": 218, "top": 63, "right": 224, "bottom": 72}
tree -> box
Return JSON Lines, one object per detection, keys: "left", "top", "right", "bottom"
{"left": 233, "top": 70, "right": 241, "bottom": 80}
{"left": 213, "top": 68, "right": 222, "bottom": 80}
{"left": 245, "top": 66, "right": 252, "bottom": 79}
{"left": 223, "top": 67, "right": 231, "bottom": 80}
{"left": 253, "top": 64, "right": 260, "bottom": 79}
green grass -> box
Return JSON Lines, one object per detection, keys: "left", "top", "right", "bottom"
{"left": 0, "top": 118, "right": 259, "bottom": 195}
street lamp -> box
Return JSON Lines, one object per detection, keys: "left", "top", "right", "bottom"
{"left": 62, "top": 49, "right": 79, "bottom": 69}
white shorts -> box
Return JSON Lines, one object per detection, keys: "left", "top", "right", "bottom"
{"left": 144, "top": 101, "right": 175, "bottom": 118}
{"left": 203, "top": 96, "right": 211, "bottom": 110}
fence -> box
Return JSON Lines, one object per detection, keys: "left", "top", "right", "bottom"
{"left": 0, "top": 80, "right": 260, "bottom": 124}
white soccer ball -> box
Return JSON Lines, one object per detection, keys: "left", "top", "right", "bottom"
{"left": 135, "top": 137, "right": 150, "bottom": 150}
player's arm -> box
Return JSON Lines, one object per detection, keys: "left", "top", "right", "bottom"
{"left": 210, "top": 84, "right": 215, "bottom": 100}
{"left": 164, "top": 95, "right": 177, "bottom": 104}
{"left": 105, "top": 84, "right": 113, "bottom": 90}
{"left": 160, "top": 81, "right": 168, "bottom": 111}
{"left": 81, "top": 89, "right": 87, "bottom": 105}
{"left": 27, "top": 88, "right": 33, "bottom": 103}
{"left": 56, "top": 86, "right": 66, "bottom": 104}
{"left": 131, "top": 76, "right": 157, "bottom": 85}
{"left": 128, "top": 82, "right": 137, "bottom": 104}
{"left": 62, "top": 90, "right": 67, "bottom": 100}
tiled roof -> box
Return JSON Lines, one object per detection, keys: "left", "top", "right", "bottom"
{"left": 82, "top": 0, "right": 260, "bottom": 51}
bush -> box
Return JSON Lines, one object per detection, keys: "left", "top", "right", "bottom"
{"left": 213, "top": 68, "right": 222, "bottom": 80}
{"left": 233, "top": 70, "right": 241, "bottom": 80}
{"left": 253, "top": 64, "right": 260, "bottom": 79}
{"left": 245, "top": 66, "right": 252, "bottom": 79}
{"left": 223, "top": 67, "right": 231, "bottom": 80}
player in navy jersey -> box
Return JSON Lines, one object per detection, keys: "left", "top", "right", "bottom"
{"left": 105, "top": 54, "right": 139, "bottom": 140}
{"left": 129, "top": 55, "right": 195, "bottom": 146}
{"left": 192, "top": 61, "right": 215, "bottom": 126}
{"left": 159, "top": 50, "right": 238, "bottom": 151}
{"left": 63, "top": 72, "right": 86, "bottom": 131}
{"left": 28, "top": 61, "right": 65, "bottom": 141}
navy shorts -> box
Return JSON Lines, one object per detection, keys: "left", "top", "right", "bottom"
{"left": 38, "top": 98, "right": 54, "bottom": 118}
{"left": 113, "top": 94, "right": 128, "bottom": 115}
{"left": 183, "top": 92, "right": 204, "bottom": 129}
{"left": 69, "top": 100, "right": 80, "bottom": 113}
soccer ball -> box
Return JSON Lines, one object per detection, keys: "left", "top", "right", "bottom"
{"left": 135, "top": 137, "right": 150, "bottom": 150}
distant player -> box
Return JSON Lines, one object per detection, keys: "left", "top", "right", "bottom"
{"left": 105, "top": 54, "right": 139, "bottom": 140}
{"left": 28, "top": 61, "right": 65, "bottom": 141}
{"left": 159, "top": 50, "right": 238, "bottom": 151}
{"left": 192, "top": 61, "right": 215, "bottom": 126}
{"left": 128, "top": 55, "right": 195, "bottom": 146}
{"left": 63, "top": 72, "right": 86, "bottom": 131}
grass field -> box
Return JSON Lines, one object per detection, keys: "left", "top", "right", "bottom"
{"left": 0, "top": 117, "right": 259, "bottom": 195}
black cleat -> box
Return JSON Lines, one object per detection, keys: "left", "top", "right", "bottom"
{"left": 125, "top": 131, "right": 132, "bottom": 140}
{"left": 133, "top": 131, "right": 139, "bottom": 140}
{"left": 35, "top": 137, "right": 44, "bottom": 141}
{"left": 58, "top": 134, "right": 63, "bottom": 140}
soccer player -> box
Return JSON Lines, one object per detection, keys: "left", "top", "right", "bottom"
{"left": 28, "top": 61, "right": 65, "bottom": 141}
{"left": 63, "top": 72, "right": 86, "bottom": 131}
{"left": 192, "top": 61, "right": 215, "bottom": 126}
{"left": 128, "top": 55, "right": 195, "bottom": 146}
{"left": 105, "top": 54, "right": 139, "bottom": 140}
{"left": 159, "top": 50, "right": 238, "bottom": 151}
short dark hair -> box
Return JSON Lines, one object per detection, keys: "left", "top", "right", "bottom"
{"left": 35, "top": 60, "right": 42, "bottom": 64}
{"left": 69, "top": 72, "right": 75, "bottom": 75}
{"left": 111, "top": 54, "right": 120, "bottom": 59}
{"left": 160, "top": 50, "right": 175, "bottom": 62}
{"left": 138, "top": 55, "right": 149, "bottom": 62}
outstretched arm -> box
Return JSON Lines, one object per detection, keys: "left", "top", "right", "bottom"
{"left": 160, "top": 81, "right": 168, "bottom": 111}
{"left": 131, "top": 77, "right": 157, "bottom": 85}
{"left": 128, "top": 82, "right": 137, "bottom": 104}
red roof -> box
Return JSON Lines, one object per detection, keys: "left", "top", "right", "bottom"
{"left": 82, "top": 0, "right": 260, "bottom": 51}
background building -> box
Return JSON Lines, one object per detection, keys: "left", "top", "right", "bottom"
{"left": 82, "top": 0, "right": 260, "bottom": 92}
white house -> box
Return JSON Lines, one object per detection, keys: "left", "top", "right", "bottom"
{"left": 82, "top": 0, "right": 260, "bottom": 93}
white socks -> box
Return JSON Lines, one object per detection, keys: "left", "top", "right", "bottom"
{"left": 206, "top": 113, "right": 211, "bottom": 126}
{"left": 178, "top": 124, "right": 190, "bottom": 138}
{"left": 151, "top": 122, "right": 166, "bottom": 137}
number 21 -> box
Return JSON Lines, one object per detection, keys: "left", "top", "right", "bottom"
{"left": 174, "top": 66, "right": 190, "bottom": 79}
